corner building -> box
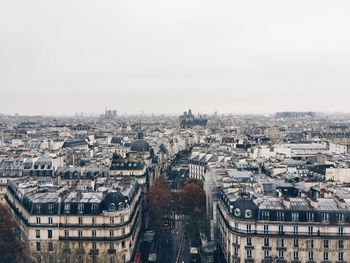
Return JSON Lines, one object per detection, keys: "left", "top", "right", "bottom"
{"left": 218, "top": 188, "right": 350, "bottom": 263}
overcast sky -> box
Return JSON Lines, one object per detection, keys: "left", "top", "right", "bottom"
{"left": 1, "top": 0, "right": 350, "bottom": 116}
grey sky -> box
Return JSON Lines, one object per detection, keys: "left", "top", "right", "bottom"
{"left": 1, "top": 0, "right": 350, "bottom": 115}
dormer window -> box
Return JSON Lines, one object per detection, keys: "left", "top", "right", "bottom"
{"left": 262, "top": 211, "right": 269, "bottom": 220}
{"left": 36, "top": 204, "right": 42, "bottom": 214}
{"left": 234, "top": 208, "right": 241, "bottom": 217}
{"left": 108, "top": 203, "right": 116, "bottom": 212}
{"left": 48, "top": 204, "right": 54, "bottom": 214}
{"left": 322, "top": 213, "right": 329, "bottom": 222}
{"left": 337, "top": 213, "right": 344, "bottom": 223}
{"left": 78, "top": 203, "right": 84, "bottom": 213}
{"left": 64, "top": 204, "right": 70, "bottom": 214}
{"left": 245, "top": 210, "right": 252, "bottom": 218}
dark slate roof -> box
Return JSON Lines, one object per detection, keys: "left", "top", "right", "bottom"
{"left": 130, "top": 139, "right": 150, "bottom": 152}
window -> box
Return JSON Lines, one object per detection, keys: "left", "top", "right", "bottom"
{"left": 339, "top": 227, "right": 344, "bottom": 235}
{"left": 246, "top": 224, "right": 251, "bottom": 233}
{"left": 264, "top": 250, "right": 269, "bottom": 258}
{"left": 78, "top": 242, "right": 83, "bottom": 250}
{"left": 338, "top": 239, "right": 344, "bottom": 249}
{"left": 234, "top": 223, "right": 238, "bottom": 231}
{"left": 262, "top": 211, "right": 269, "bottom": 220}
{"left": 64, "top": 230, "right": 69, "bottom": 237}
{"left": 277, "top": 212, "right": 284, "bottom": 221}
{"left": 120, "top": 216, "right": 124, "bottom": 223}
{"left": 293, "top": 239, "right": 299, "bottom": 248}
{"left": 109, "top": 242, "right": 114, "bottom": 250}
{"left": 308, "top": 226, "right": 313, "bottom": 235}
{"left": 92, "top": 242, "right": 97, "bottom": 250}
{"left": 263, "top": 225, "right": 269, "bottom": 234}
{"left": 307, "top": 240, "right": 314, "bottom": 248}
{"left": 110, "top": 256, "right": 115, "bottom": 263}
{"left": 110, "top": 230, "right": 114, "bottom": 238}
{"left": 48, "top": 230, "right": 52, "bottom": 239}
{"left": 245, "top": 210, "right": 252, "bottom": 218}
{"left": 110, "top": 217, "right": 114, "bottom": 225}
{"left": 64, "top": 204, "right": 70, "bottom": 214}
{"left": 246, "top": 237, "right": 252, "bottom": 246}
{"left": 48, "top": 217, "right": 53, "bottom": 224}
{"left": 323, "top": 252, "right": 329, "bottom": 261}
{"left": 78, "top": 203, "right": 84, "bottom": 213}
{"left": 92, "top": 230, "right": 96, "bottom": 237}
{"left": 264, "top": 238, "right": 269, "bottom": 247}
{"left": 291, "top": 212, "right": 299, "bottom": 222}
{"left": 78, "top": 230, "right": 83, "bottom": 237}
{"left": 78, "top": 217, "right": 83, "bottom": 225}
{"left": 338, "top": 213, "right": 344, "bottom": 223}
{"left": 48, "top": 242, "right": 53, "bottom": 252}
{"left": 246, "top": 249, "right": 252, "bottom": 258}
{"left": 307, "top": 212, "right": 314, "bottom": 222}
{"left": 36, "top": 230, "right": 40, "bottom": 238}
{"left": 122, "top": 228, "right": 125, "bottom": 235}
{"left": 322, "top": 213, "right": 329, "bottom": 222}
{"left": 92, "top": 204, "right": 98, "bottom": 212}
{"left": 323, "top": 239, "right": 329, "bottom": 248}
{"left": 308, "top": 251, "right": 314, "bottom": 260}
{"left": 92, "top": 217, "right": 96, "bottom": 225}
{"left": 339, "top": 252, "right": 344, "bottom": 261}
{"left": 234, "top": 208, "right": 241, "bottom": 217}
{"left": 278, "top": 250, "right": 284, "bottom": 259}
{"left": 278, "top": 238, "right": 284, "bottom": 248}
{"left": 48, "top": 204, "right": 54, "bottom": 214}
{"left": 36, "top": 204, "right": 42, "bottom": 214}
{"left": 121, "top": 241, "right": 126, "bottom": 248}
{"left": 293, "top": 251, "right": 299, "bottom": 260}
{"left": 278, "top": 225, "right": 284, "bottom": 234}
{"left": 233, "top": 246, "right": 239, "bottom": 256}
{"left": 36, "top": 217, "right": 41, "bottom": 224}
{"left": 36, "top": 242, "right": 41, "bottom": 252}
{"left": 293, "top": 226, "right": 298, "bottom": 235}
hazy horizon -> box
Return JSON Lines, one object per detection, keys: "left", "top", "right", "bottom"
{"left": 1, "top": 0, "right": 350, "bottom": 115}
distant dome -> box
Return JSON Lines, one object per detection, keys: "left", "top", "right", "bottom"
{"left": 130, "top": 139, "right": 150, "bottom": 152}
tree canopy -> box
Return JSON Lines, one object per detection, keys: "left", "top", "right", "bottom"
{"left": 0, "top": 203, "right": 26, "bottom": 263}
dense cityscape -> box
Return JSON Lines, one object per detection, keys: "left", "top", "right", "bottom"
{"left": 1, "top": 110, "right": 350, "bottom": 263}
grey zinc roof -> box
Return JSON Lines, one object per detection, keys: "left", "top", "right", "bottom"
{"left": 317, "top": 198, "right": 340, "bottom": 211}
{"left": 289, "top": 198, "right": 312, "bottom": 210}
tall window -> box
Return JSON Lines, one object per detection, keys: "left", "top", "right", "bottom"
{"left": 308, "top": 226, "right": 313, "bottom": 235}
{"left": 276, "top": 212, "right": 284, "bottom": 221}
{"left": 36, "top": 242, "right": 41, "bottom": 252}
{"left": 92, "top": 230, "right": 96, "bottom": 237}
{"left": 264, "top": 238, "right": 269, "bottom": 246}
{"left": 264, "top": 250, "right": 269, "bottom": 258}
{"left": 293, "top": 239, "right": 299, "bottom": 248}
{"left": 293, "top": 251, "right": 299, "bottom": 260}
{"left": 323, "top": 240, "right": 329, "bottom": 248}
{"left": 36, "top": 217, "right": 41, "bottom": 224}
{"left": 339, "top": 227, "right": 344, "bottom": 235}
{"left": 78, "top": 217, "right": 83, "bottom": 225}
{"left": 48, "top": 230, "right": 52, "bottom": 239}
{"left": 246, "top": 224, "right": 251, "bottom": 233}
{"left": 278, "top": 225, "right": 284, "bottom": 234}
{"left": 338, "top": 240, "right": 344, "bottom": 249}
{"left": 323, "top": 252, "right": 329, "bottom": 261}
{"left": 263, "top": 225, "right": 269, "bottom": 234}
{"left": 308, "top": 251, "right": 314, "bottom": 260}
{"left": 48, "top": 217, "right": 53, "bottom": 224}
{"left": 293, "top": 226, "right": 298, "bottom": 235}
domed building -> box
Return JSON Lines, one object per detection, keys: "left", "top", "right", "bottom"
{"left": 130, "top": 139, "right": 150, "bottom": 153}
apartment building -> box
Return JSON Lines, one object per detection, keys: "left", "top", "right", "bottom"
{"left": 5, "top": 177, "right": 142, "bottom": 263}
{"left": 218, "top": 188, "right": 350, "bottom": 263}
